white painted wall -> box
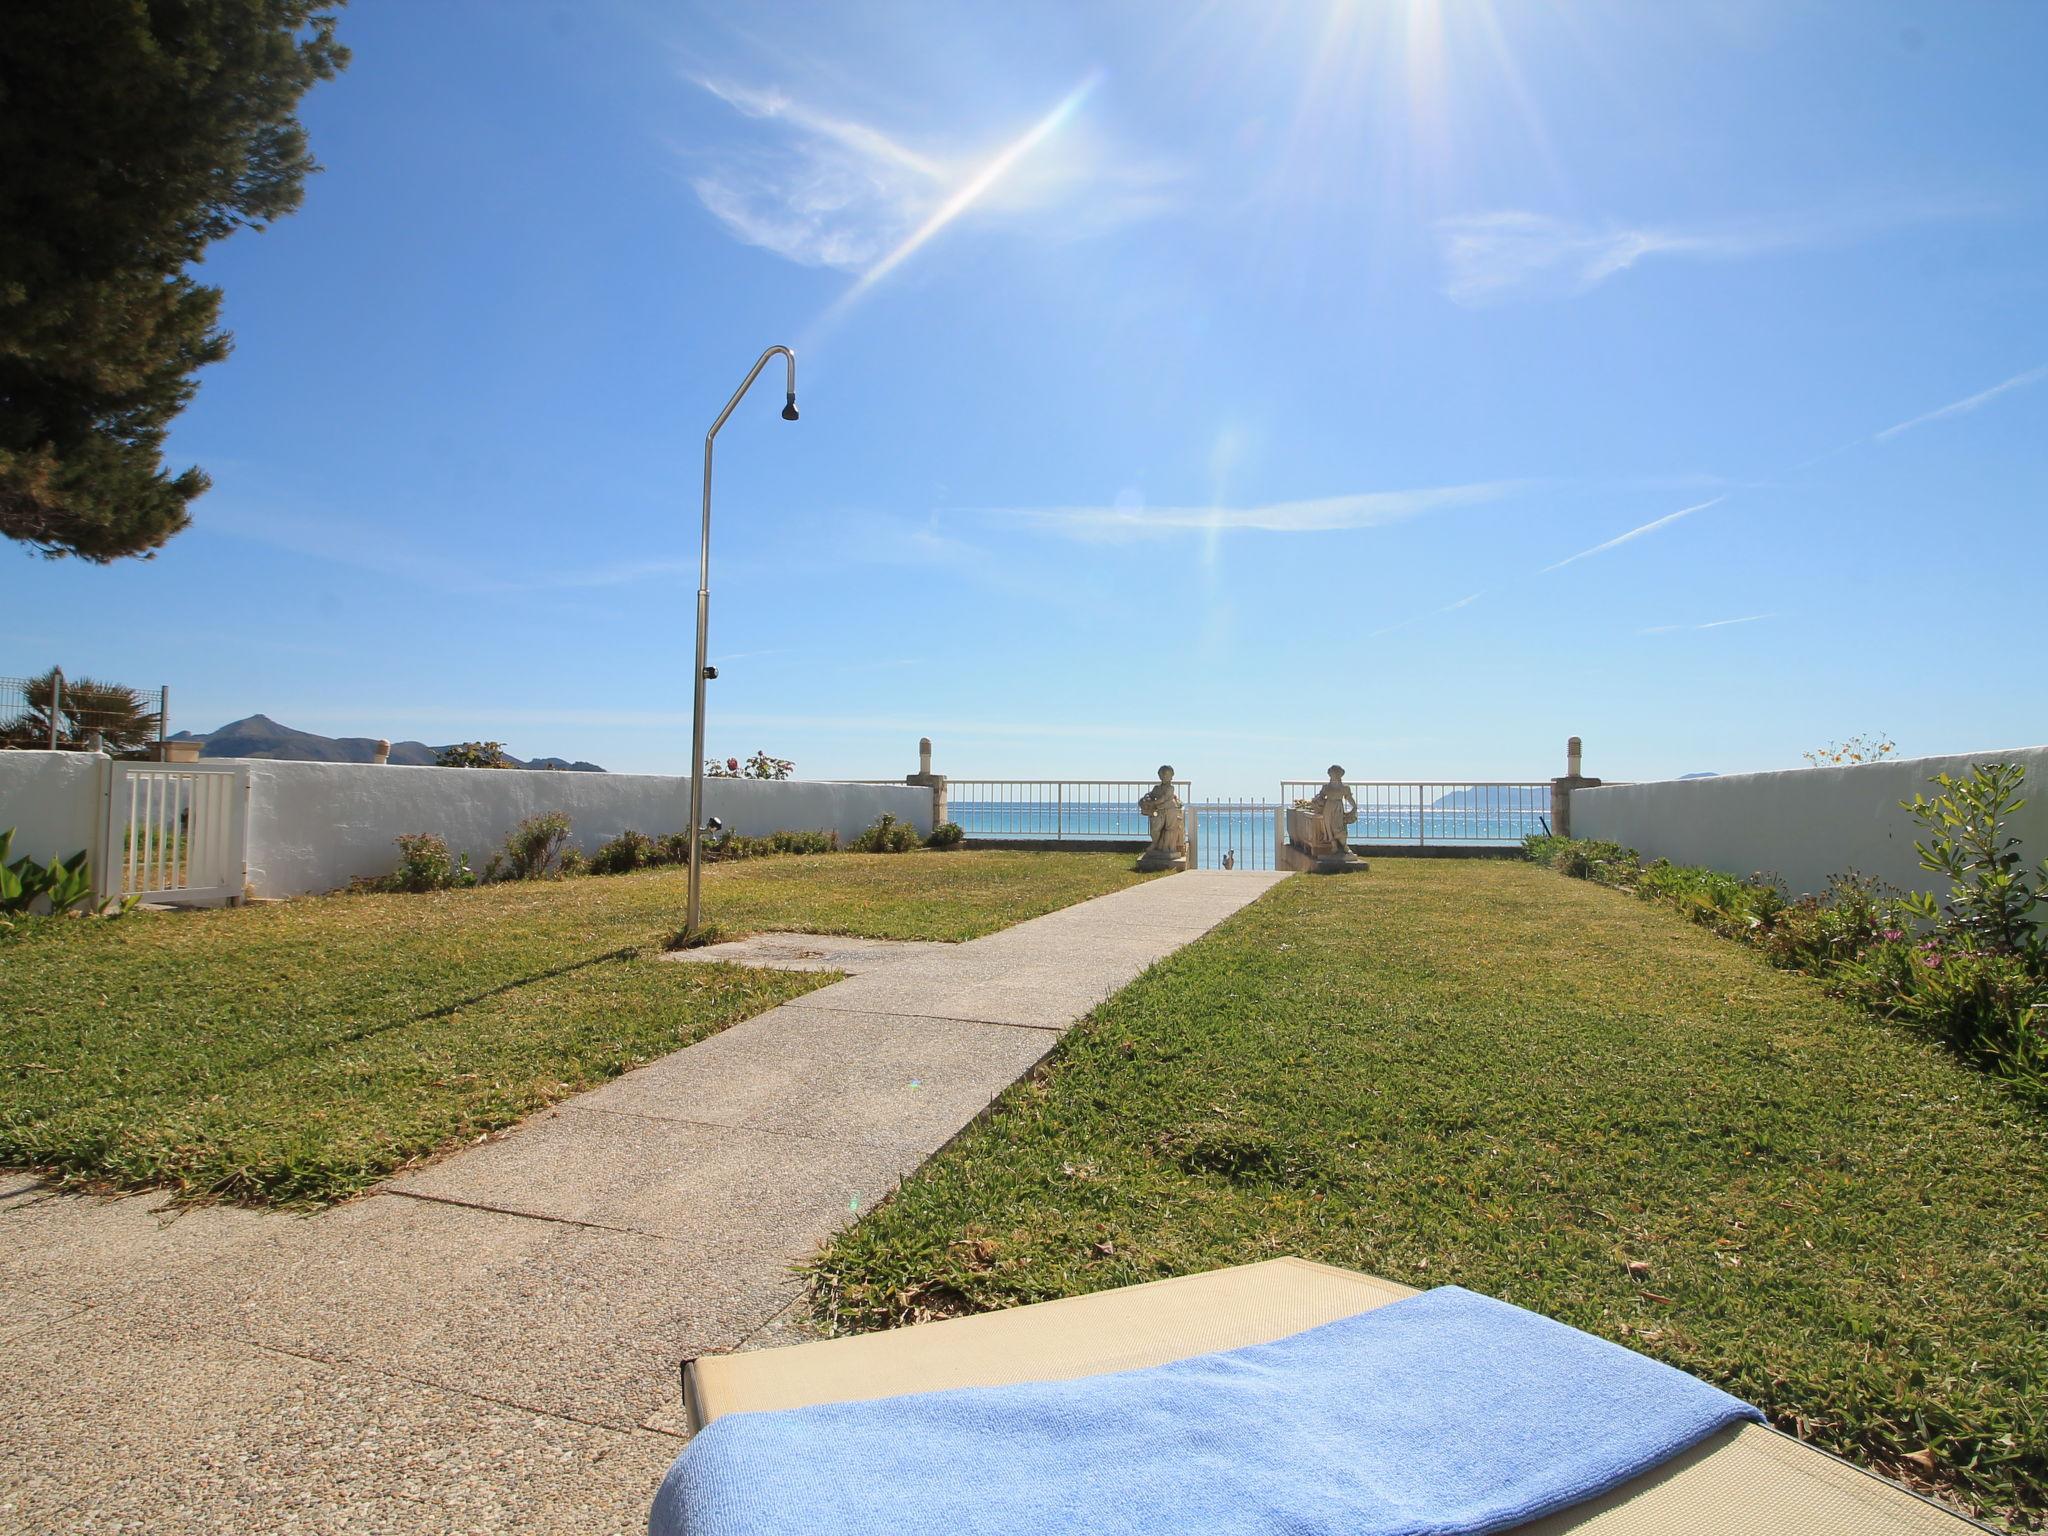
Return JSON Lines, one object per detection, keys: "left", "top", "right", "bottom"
{"left": 240, "top": 762, "right": 932, "bottom": 896}
{"left": 0, "top": 752, "right": 103, "bottom": 865}
{"left": 1572, "top": 745, "right": 2048, "bottom": 899}
{"left": 2, "top": 752, "right": 932, "bottom": 899}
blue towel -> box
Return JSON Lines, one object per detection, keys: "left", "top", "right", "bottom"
{"left": 651, "top": 1285, "right": 1762, "bottom": 1536}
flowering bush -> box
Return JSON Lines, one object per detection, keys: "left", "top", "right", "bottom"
{"left": 1803, "top": 733, "right": 1897, "bottom": 767}
{"left": 705, "top": 751, "right": 794, "bottom": 781}
{"left": 357, "top": 832, "right": 477, "bottom": 894}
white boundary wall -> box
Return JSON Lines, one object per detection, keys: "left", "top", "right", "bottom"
{"left": 0, "top": 752, "right": 103, "bottom": 865}
{"left": 1, "top": 752, "right": 933, "bottom": 899}
{"left": 1572, "top": 745, "right": 2048, "bottom": 899}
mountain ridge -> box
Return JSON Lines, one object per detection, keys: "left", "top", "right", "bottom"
{"left": 169, "top": 714, "right": 605, "bottom": 772}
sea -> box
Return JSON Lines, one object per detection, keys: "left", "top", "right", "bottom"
{"left": 949, "top": 795, "right": 1552, "bottom": 871}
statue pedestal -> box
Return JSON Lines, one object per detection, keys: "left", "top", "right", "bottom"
{"left": 1279, "top": 805, "right": 1368, "bottom": 874}
{"left": 1135, "top": 848, "right": 1187, "bottom": 872}
{"left": 1277, "top": 844, "right": 1368, "bottom": 874}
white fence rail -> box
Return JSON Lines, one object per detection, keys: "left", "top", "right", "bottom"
{"left": 947, "top": 780, "right": 1192, "bottom": 844}
{"left": 100, "top": 762, "right": 249, "bottom": 906}
{"left": 1278, "top": 780, "right": 1550, "bottom": 848}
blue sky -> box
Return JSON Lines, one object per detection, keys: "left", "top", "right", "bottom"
{"left": 10, "top": 0, "right": 2046, "bottom": 793}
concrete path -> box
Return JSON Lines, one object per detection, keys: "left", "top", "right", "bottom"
{"left": 0, "top": 870, "right": 1284, "bottom": 1535}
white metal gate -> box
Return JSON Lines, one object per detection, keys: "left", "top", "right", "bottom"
{"left": 99, "top": 762, "right": 249, "bottom": 906}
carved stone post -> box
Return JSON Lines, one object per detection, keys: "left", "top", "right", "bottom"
{"left": 905, "top": 736, "right": 947, "bottom": 828}
{"left": 1549, "top": 735, "right": 1601, "bottom": 838}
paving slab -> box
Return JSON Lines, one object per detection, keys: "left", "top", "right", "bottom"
{"left": 0, "top": 1186, "right": 283, "bottom": 1314}
{"left": 386, "top": 1110, "right": 927, "bottom": 1251}
{"left": 0, "top": 1172, "right": 51, "bottom": 1209}
{"left": 0, "top": 1313, "right": 680, "bottom": 1536}
{"left": 660, "top": 930, "right": 953, "bottom": 974}
{"left": 0, "top": 866, "right": 1288, "bottom": 1533}
{"left": 571, "top": 1004, "right": 1055, "bottom": 1147}
{"left": 121, "top": 1193, "right": 805, "bottom": 1433}
{"left": 783, "top": 869, "right": 1288, "bottom": 1028}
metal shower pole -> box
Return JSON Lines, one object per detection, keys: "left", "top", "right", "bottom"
{"left": 685, "top": 345, "right": 799, "bottom": 939}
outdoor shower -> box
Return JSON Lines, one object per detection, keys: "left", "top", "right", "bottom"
{"left": 686, "top": 345, "right": 798, "bottom": 939}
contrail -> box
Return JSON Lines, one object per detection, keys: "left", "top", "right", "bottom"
{"left": 1539, "top": 497, "right": 1723, "bottom": 575}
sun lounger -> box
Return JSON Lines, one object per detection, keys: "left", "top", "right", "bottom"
{"left": 674, "top": 1257, "right": 1986, "bottom": 1534}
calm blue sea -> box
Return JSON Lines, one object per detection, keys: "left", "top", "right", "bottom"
{"left": 949, "top": 800, "right": 1550, "bottom": 871}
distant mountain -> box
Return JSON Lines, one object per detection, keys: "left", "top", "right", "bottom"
{"left": 1679, "top": 772, "right": 1719, "bottom": 780}
{"left": 170, "top": 715, "right": 605, "bottom": 772}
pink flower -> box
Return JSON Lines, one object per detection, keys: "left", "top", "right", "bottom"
{"left": 1881, "top": 929, "right": 1904, "bottom": 942}
{"left": 727, "top": 757, "right": 739, "bottom": 772}
{"left": 1921, "top": 952, "right": 1942, "bottom": 968}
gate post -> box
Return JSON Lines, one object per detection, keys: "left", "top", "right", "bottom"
{"left": 905, "top": 735, "right": 947, "bottom": 830}
{"left": 1549, "top": 736, "right": 1602, "bottom": 839}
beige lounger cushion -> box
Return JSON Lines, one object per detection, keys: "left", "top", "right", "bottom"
{"left": 684, "top": 1256, "right": 1982, "bottom": 1533}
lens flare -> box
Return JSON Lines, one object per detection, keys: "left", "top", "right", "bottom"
{"left": 820, "top": 72, "right": 1102, "bottom": 324}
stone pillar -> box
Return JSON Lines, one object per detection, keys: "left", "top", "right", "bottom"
{"left": 1549, "top": 735, "right": 1601, "bottom": 839}
{"left": 372, "top": 739, "right": 391, "bottom": 766}
{"left": 905, "top": 736, "right": 947, "bottom": 827}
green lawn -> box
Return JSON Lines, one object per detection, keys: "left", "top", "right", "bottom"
{"left": 0, "top": 850, "right": 1150, "bottom": 1208}
{"left": 811, "top": 859, "right": 2048, "bottom": 1528}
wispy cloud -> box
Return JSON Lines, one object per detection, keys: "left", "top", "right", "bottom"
{"left": 1638, "top": 612, "right": 1774, "bottom": 635}
{"left": 992, "top": 481, "right": 1518, "bottom": 541}
{"left": 685, "top": 74, "right": 1176, "bottom": 283}
{"left": 1538, "top": 497, "right": 1723, "bottom": 574}
{"left": 1436, "top": 201, "right": 1981, "bottom": 305}
{"left": 1872, "top": 364, "right": 2047, "bottom": 442}
{"left": 1368, "top": 589, "right": 1487, "bottom": 640}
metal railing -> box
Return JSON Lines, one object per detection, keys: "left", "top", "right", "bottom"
{"left": 1279, "top": 781, "right": 1549, "bottom": 847}
{"left": 1, "top": 669, "right": 170, "bottom": 753}
{"left": 1190, "top": 799, "right": 1282, "bottom": 871}
{"left": 947, "top": 780, "right": 1193, "bottom": 844}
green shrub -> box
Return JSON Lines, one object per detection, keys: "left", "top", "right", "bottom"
{"left": 356, "top": 832, "right": 476, "bottom": 894}
{"left": 589, "top": 828, "right": 655, "bottom": 876}
{"left": 707, "top": 828, "right": 838, "bottom": 862}
{"left": 1525, "top": 833, "right": 1635, "bottom": 882}
{"left": 849, "top": 813, "right": 920, "bottom": 854}
{"left": 576, "top": 826, "right": 842, "bottom": 876}
{"left": 1, "top": 828, "right": 126, "bottom": 919}
{"left": 1844, "top": 942, "right": 2047, "bottom": 1086}
{"left": 1899, "top": 762, "right": 2045, "bottom": 961}
{"left": 491, "top": 811, "right": 572, "bottom": 881}
{"left": 926, "top": 821, "right": 966, "bottom": 850}
{"left": 1532, "top": 778, "right": 2047, "bottom": 1107}
{"left": 557, "top": 847, "right": 586, "bottom": 877}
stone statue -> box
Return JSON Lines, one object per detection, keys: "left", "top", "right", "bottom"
{"left": 1136, "top": 765, "right": 1187, "bottom": 871}
{"left": 1280, "top": 764, "right": 1368, "bottom": 874}
{"left": 1306, "top": 765, "right": 1356, "bottom": 854}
